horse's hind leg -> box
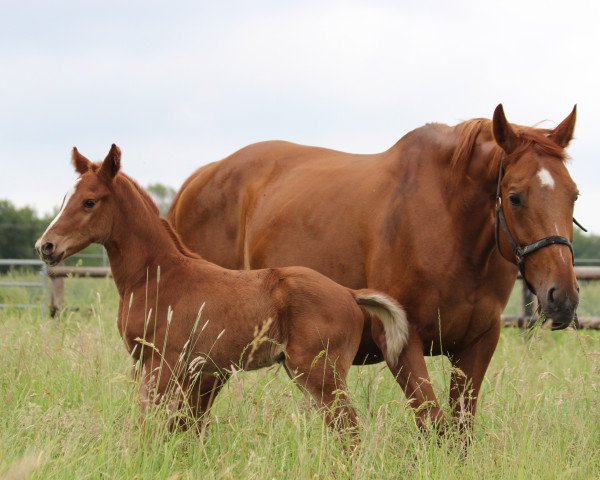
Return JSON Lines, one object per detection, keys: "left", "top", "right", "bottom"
{"left": 284, "top": 342, "right": 357, "bottom": 433}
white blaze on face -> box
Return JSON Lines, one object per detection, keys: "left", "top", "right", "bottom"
{"left": 40, "top": 178, "right": 81, "bottom": 238}
{"left": 537, "top": 168, "right": 555, "bottom": 189}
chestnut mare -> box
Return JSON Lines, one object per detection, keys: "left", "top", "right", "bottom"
{"left": 35, "top": 145, "right": 409, "bottom": 433}
{"left": 169, "top": 105, "right": 580, "bottom": 431}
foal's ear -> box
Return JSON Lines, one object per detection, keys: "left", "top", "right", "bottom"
{"left": 492, "top": 104, "right": 519, "bottom": 154}
{"left": 71, "top": 147, "right": 93, "bottom": 174}
{"left": 98, "top": 144, "right": 121, "bottom": 181}
{"left": 548, "top": 105, "right": 577, "bottom": 148}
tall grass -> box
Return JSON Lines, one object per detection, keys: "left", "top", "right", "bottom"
{"left": 0, "top": 277, "right": 598, "bottom": 479}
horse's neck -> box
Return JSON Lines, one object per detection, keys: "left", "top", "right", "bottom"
{"left": 103, "top": 184, "right": 182, "bottom": 297}
{"left": 392, "top": 124, "right": 500, "bottom": 267}
{"left": 448, "top": 138, "right": 501, "bottom": 268}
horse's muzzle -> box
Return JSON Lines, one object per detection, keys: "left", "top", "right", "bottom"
{"left": 539, "top": 284, "right": 579, "bottom": 330}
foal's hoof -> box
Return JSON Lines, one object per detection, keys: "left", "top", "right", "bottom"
{"left": 415, "top": 408, "right": 447, "bottom": 435}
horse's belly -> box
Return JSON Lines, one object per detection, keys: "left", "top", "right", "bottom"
{"left": 414, "top": 299, "right": 503, "bottom": 355}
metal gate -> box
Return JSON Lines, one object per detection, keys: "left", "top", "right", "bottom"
{"left": 0, "top": 259, "right": 48, "bottom": 316}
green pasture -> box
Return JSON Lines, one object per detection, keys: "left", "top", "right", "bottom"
{"left": 0, "top": 275, "right": 598, "bottom": 479}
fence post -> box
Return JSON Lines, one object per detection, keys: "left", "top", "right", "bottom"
{"left": 521, "top": 280, "right": 535, "bottom": 327}
{"left": 50, "top": 262, "right": 64, "bottom": 317}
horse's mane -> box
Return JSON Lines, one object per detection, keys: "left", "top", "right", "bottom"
{"left": 117, "top": 173, "right": 202, "bottom": 260}
{"left": 448, "top": 118, "right": 567, "bottom": 180}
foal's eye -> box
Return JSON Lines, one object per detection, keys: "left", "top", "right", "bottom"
{"left": 83, "top": 199, "right": 96, "bottom": 209}
{"left": 508, "top": 193, "right": 522, "bottom": 207}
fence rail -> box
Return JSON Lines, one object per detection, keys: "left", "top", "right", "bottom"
{"left": 46, "top": 265, "right": 111, "bottom": 315}
{"left": 49, "top": 266, "right": 111, "bottom": 278}
{"left": 2, "top": 261, "right": 600, "bottom": 328}
{"left": 502, "top": 267, "right": 600, "bottom": 330}
{"left": 46, "top": 265, "right": 600, "bottom": 329}
{"left": 0, "top": 259, "right": 47, "bottom": 314}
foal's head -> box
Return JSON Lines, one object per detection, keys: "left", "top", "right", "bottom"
{"left": 35, "top": 145, "right": 122, "bottom": 265}
{"left": 492, "top": 105, "right": 579, "bottom": 327}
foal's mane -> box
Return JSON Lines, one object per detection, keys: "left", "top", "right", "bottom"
{"left": 448, "top": 118, "right": 567, "bottom": 180}
{"left": 117, "top": 173, "right": 201, "bottom": 259}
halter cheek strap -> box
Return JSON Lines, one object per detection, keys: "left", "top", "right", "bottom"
{"left": 494, "top": 160, "right": 576, "bottom": 291}
{"left": 495, "top": 205, "right": 574, "bottom": 287}
{"left": 494, "top": 160, "right": 586, "bottom": 331}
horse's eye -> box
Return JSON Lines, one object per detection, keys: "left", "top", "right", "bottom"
{"left": 83, "top": 199, "right": 96, "bottom": 209}
{"left": 508, "top": 193, "right": 522, "bottom": 207}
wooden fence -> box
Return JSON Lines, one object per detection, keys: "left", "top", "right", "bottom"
{"left": 501, "top": 276, "right": 600, "bottom": 330}
{"left": 47, "top": 265, "right": 600, "bottom": 329}
{"left": 48, "top": 265, "right": 111, "bottom": 316}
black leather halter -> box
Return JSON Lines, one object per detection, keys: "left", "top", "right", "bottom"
{"left": 494, "top": 160, "right": 575, "bottom": 291}
{"left": 494, "top": 160, "right": 584, "bottom": 330}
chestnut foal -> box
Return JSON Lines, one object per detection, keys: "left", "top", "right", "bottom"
{"left": 36, "top": 145, "right": 409, "bottom": 434}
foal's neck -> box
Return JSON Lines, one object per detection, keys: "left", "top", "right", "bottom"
{"left": 103, "top": 178, "right": 183, "bottom": 297}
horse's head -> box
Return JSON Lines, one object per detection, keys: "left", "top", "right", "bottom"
{"left": 492, "top": 105, "right": 579, "bottom": 329}
{"left": 35, "top": 144, "right": 121, "bottom": 265}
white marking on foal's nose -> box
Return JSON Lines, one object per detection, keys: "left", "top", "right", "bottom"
{"left": 41, "top": 178, "right": 81, "bottom": 237}
{"left": 537, "top": 168, "right": 555, "bottom": 189}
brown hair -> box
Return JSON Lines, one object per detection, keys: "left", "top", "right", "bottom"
{"left": 449, "top": 119, "right": 567, "bottom": 178}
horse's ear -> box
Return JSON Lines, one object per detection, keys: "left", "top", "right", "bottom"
{"left": 492, "top": 104, "right": 518, "bottom": 154}
{"left": 99, "top": 144, "right": 121, "bottom": 181}
{"left": 71, "top": 147, "right": 93, "bottom": 174}
{"left": 548, "top": 105, "right": 576, "bottom": 148}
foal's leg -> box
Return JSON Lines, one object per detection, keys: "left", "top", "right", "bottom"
{"left": 183, "top": 373, "right": 229, "bottom": 433}
{"left": 448, "top": 322, "right": 500, "bottom": 434}
{"left": 139, "top": 356, "right": 229, "bottom": 433}
{"left": 138, "top": 356, "right": 179, "bottom": 424}
{"left": 285, "top": 342, "right": 358, "bottom": 433}
{"left": 382, "top": 325, "right": 445, "bottom": 430}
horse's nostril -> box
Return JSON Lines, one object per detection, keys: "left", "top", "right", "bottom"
{"left": 42, "top": 242, "right": 54, "bottom": 255}
{"left": 547, "top": 287, "right": 557, "bottom": 305}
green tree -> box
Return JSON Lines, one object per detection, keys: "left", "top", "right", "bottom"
{"left": 0, "top": 200, "right": 50, "bottom": 259}
{"left": 147, "top": 183, "right": 176, "bottom": 216}
{"left": 0, "top": 199, "right": 107, "bottom": 265}
{"left": 573, "top": 229, "right": 600, "bottom": 261}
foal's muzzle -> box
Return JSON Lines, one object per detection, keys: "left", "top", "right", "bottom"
{"left": 35, "top": 241, "right": 64, "bottom": 266}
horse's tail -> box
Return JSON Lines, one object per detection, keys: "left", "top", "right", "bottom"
{"left": 354, "top": 290, "right": 409, "bottom": 367}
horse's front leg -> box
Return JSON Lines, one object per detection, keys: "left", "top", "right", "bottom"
{"left": 448, "top": 321, "right": 501, "bottom": 435}
{"left": 387, "top": 327, "right": 446, "bottom": 430}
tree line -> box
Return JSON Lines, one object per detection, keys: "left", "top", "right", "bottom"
{"left": 0, "top": 192, "right": 599, "bottom": 262}
{"left": 0, "top": 184, "right": 176, "bottom": 263}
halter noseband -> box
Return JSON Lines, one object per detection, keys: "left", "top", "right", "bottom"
{"left": 494, "top": 160, "right": 584, "bottom": 330}
{"left": 494, "top": 160, "right": 575, "bottom": 289}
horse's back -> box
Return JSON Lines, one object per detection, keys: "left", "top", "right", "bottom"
{"left": 171, "top": 140, "right": 391, "bottom": 278}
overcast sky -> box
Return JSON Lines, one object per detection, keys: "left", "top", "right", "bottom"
{"left": 1, "top": 0, "right": 599, "bottom": 233}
